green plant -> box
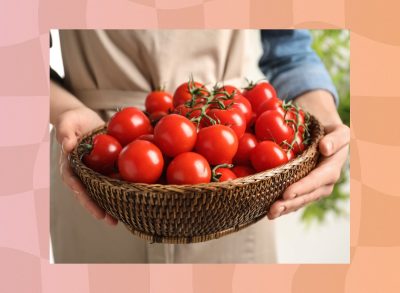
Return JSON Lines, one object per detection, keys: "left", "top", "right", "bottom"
{"left": 301, "top": 30, "right": 350, "bottom": 225}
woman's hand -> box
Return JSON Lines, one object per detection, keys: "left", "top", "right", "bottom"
{"left": 268, "top": 90, "right": 349, "bottom": 219}
{"left": 55, "top": 106, "right": 118, "bottom": 226}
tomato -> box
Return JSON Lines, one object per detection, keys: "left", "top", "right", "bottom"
{"left": 291, "top": 132, "right": 305, "bottom": 155}
{"left": 255, "top": 110, "right": 294, "bottom": 145}
{"left": 228, "top": 95, "right": 253, "bottom": 125}
{"left": 109, "top": 172, "right": 122, "bottom": 180}
{"left": 145, "top": 90, "right": 173, "bottom": 114}
{"left": 167, "top": 152, "right": 211, "bottom": 185}
{"left": 154, "top": 114, "right": 197, "bottom": 157}
{"left": 250, "top": 141, "right": 288, "bottom": 172}
{"left": 137, "top": 133, "right": 155, "bottom": 143}
{"left": 149, "top": 111, "right": 167, "bottom": 125}
{"left": 232, "top": 165, "right": 256, "bottom": 178}
{"left": 216, "top": 85, "right": 241, "bottom": 96}
{"left": 118, "top": 140, "right": 163, "bottom": 183}
{"left": 195, "top": 125, "right": 238, "bottom": 165}
{"left": 82, "top": 134, "right": 122, "bottom": 175}
{"left": 285, "top": 107, "right": 306, "bottom": 134}
{"left": 173, "top": 81, "right": 208, "bottom": 108}
{"left": 233, "top": 133, "right": 258, "bottom": 166}
{"left": 174, "top": 104, "right": 191, "bottom": 117}
{"left": 286, "top": 149, "right": 295, "bottom": 161}
{"left": 243, "top": 81, "right": 277, "bottom": 113}
{"left": 246, "top": 111, "right": 257, "bottom": 131}
{"left": 214, "top": 86, "right": 252, "bottom": 124}
{"left": 174, "top": 102, "right": 201, "bottom": 117}
{"left": 256, "top": 97, "right": 283, "bottom": 117}
{"left": 214, "top": 167, "right": 237, "bottom": 182}
{"left": 206, "top": 108, "right": 246, "bottom": 139}
{"left": 107, "top": 107, "right": 153, "bottom": 146}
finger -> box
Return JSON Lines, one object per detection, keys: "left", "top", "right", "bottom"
{"left": 56, "top": 119, "right": 78, "bottom": 153}
{"left": 267, "top": 200, "right": 286, "bottom": 220}
{"left": 282, "top": 147, "right": 347, "bottom": 200}
{"left": 84, "top": 199, "right": 106, "bottom": 220}
{"left": 319, "top": 124, "right": 350, "bottom": 157}
{"left": 269, "top": 185, "right": 334, "bottom": 219}
{"left": 60, "top": 156, "right": 87, "bottom": 195}
{"left": 105, "top": 214, "right": 118, "bottom": 226}
{"left": 60, "top": 155, "right": 106, "bottom": 220}
{"left": 280, "top": 184, "right": 334, "bottom": 216}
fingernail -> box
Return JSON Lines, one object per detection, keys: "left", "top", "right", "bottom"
{"left": 105, "top": 215, "right": 116, "bottom": 226}
{"left": 278, "top": 205, "right": 286, "bottom": 216}
{"left": 326, "top": 141, "right": 333, "bottom": 153}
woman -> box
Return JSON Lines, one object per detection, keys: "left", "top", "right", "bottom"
{"left": 50, "top": 29, "right": 349, "bottom": 263}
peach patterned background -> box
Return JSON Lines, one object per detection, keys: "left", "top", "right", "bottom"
{"left": 1, "top": 0, "right": 400, "bottom": 292}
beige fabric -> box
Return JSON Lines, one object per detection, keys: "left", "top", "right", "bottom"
{"left": 51, "top": 29, "right": 276, "bottom": 263}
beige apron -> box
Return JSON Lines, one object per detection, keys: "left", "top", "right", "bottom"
{"left": 51, "top": 29, "right": 277, "bottom": 263}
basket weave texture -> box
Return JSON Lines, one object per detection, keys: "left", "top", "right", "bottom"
{"left": 69, "top": 116, "right": 324, "bottom": 244}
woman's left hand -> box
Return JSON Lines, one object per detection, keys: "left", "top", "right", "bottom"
{"left": 268, "top": 90, "right": 350, "bottom": 220}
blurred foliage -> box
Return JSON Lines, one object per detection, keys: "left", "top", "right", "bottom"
{"left": 301, "top": 30, "right": 350, "bottom": 225}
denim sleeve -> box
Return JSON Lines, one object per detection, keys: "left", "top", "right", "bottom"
{"left": 259, "top": 30, "right": 338, "bottom": 105}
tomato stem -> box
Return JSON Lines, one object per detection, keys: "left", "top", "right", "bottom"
{"left": 155, "top": 84, "right": 166, "bottom": 92}
{"left": 281, "top": 101, "right": 311, "bottom": 152}
{"left": 184, "top": 80, "right": 237, "bottom": 129}
{"left": 211, "top": 163, "right": 234, "bottom": 182}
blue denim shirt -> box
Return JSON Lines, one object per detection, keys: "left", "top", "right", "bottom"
{"left": 259, "top": 30, "right": 338, "bottom": 105}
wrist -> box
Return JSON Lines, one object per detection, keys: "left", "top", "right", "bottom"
{"left": 294, "top": 90, "right": 342, "bottom": 127}
{"left": 50, "top": 81, "right": 88, "bottom": 124}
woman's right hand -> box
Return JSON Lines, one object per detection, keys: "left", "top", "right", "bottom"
{"left": 54, "top": 106, "right": 118, "bottom": 226}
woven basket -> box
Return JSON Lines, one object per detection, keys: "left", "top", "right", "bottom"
{"left": 69, "top": 116, "right": 324, "bottom": 244}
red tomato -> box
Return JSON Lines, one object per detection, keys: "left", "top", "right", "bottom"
{"left": 195, "top": 125, "right": 238, "bottom": 165}
{"left": 291, "top": 132, "right": 305, "bottom": 155}
{"left": 118, "top": 140, "right": 164, "bottom": 183}
{"left": 229, "top": 95, "right": 253, "bottom": 125}
{"left": 255, "top": 110, "right": 294, "bottom": 145}
{"left": 246, "top": 111, "right": 257, "bottom": 131}
{"left": 149, "top": 111, "right": 167, "bottom": 124}
{"left": 82, "top": 134, "right": 122, "bottom": 175}
{"left": 243, "top": 81, "right": 277, "bottom": 113}
{"left": 173, "top": 81, "right": 208, "bottom": 108}
{"left": 250, "top": 141, "right": 288, "bottom": 172}
{"left": 216, "top": 85, "right": 241, "bottom": 96}
{"left": 173, "top": 104, "right": 191, "bottom": 117}
{"left": 174, "top": 103, "right": 203, "bottom": 120}
{"left": 232, "top": 165, "right": 256, "bottom": 178}
{"left": 256, "top": 97, "right": 283, "bottom": 117}
{"left": 285, "top": 107, "right": 306, "bottom": 134}
{"left": 137, "top": 133, "right": 155, "bottom": 143}
{"left": 107, "top": 107, "right": 153, "bottom": 146}
{"left": 206, "top": 108, "right": 246, "bottom": 139}
{"left": 213, "top": 85, "right": 241, "bottom": 104}
{"left": 167, "top": 152, "right": 211, "bottom": 185}
{"left": 154, "top": 114, "right": 197, "bottom": 157}
{"left": 214, "top": 167, "right": 237, "bottom": 182}
{"left": 145, "top": 90, "right": 173, "bottom": 114}
{"left": 286, "top": 149, "right": 295, "bottom": 161}
{"left": 109, "top": 172, "right": 122, "bottom": 180}
{"left": 233, "top": 133, "right": 258, "bottom": 166}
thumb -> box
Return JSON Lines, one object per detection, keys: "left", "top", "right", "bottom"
{"left": 55, "top": 120, "right": 78, "bottom": 154}
{"left": 61, "top": 136, "right": 78, "bottom": 154}
{"left": 319, "top": 124, "right": 350, "bottom": 157}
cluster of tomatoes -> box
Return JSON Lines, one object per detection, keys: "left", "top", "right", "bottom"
{"left": 82, "top": 78, "right": 310, "bottom": 185}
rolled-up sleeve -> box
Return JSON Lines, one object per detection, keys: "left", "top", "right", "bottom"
{"left": 259, "top": 29, "right": 338, "bottom": 105}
